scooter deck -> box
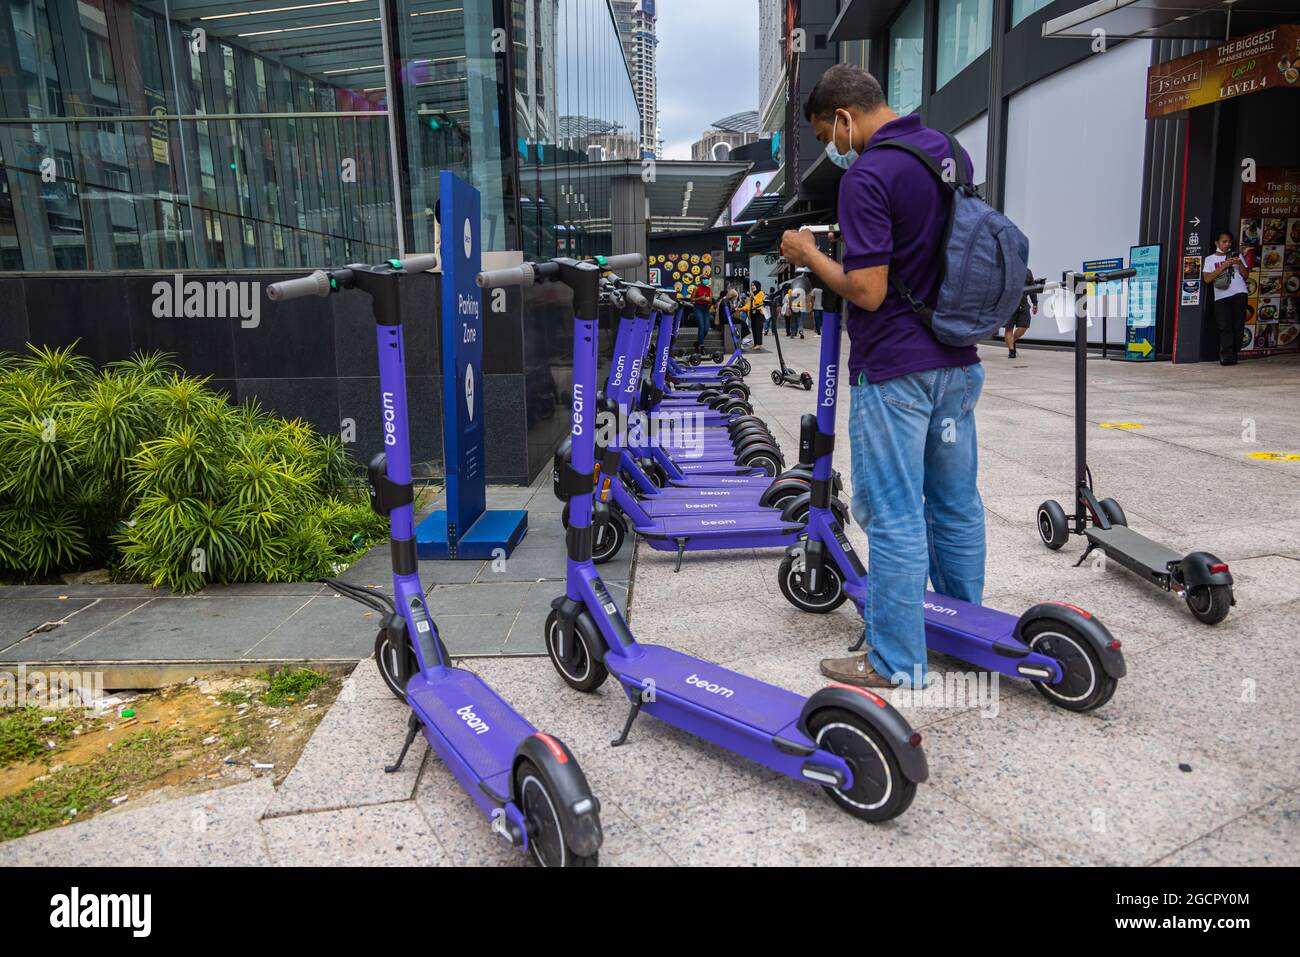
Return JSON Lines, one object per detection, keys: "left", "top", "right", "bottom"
{"left": 637, "top": 511, "right": 802, "bottom": 537}
{"left": 842, "top": 581, "right": 1062, "bottom": 680}
{"left": 405, "top": 666, "right": 534, "bottom": 801}
{"left": 1086, "top": 525, "right": 1181, "bottom": 570}
{"left": 610, "top": 645, "right": 806, "bottom": 737}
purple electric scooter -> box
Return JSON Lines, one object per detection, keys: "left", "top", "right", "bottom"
{"left": 267, "top": 258, "right": 603, "bottom": 866}
{"left": 477, "top": 253, "right": 927, "bottom": 823}
{"left": 776, "top": 250, "right": 1126, "bottom": 712}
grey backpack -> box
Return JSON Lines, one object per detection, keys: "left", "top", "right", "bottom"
{"left": 866, "top": 133, "right": 1030, "bottom": 347}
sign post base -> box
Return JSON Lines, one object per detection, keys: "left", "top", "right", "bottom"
{"left": 415, "top": 509, "right": 528, "bottom": 560}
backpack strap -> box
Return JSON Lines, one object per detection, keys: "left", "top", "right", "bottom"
{"left": 862, "top": 133, "right": 971, "bottom": 323}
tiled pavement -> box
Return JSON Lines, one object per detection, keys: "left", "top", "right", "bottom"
{"left": 0, "top": 481, "right": 629, "bottom": 662}
{"left": 4, "top": 338, "right": 1299, "bottom": 866}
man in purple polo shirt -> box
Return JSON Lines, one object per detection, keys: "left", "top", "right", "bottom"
{"left": 780, "top": 65, "right": 985, "bottom": 690}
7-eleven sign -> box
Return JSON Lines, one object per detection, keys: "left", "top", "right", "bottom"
{"left": 726, "top": 234, "right": 742, "bottom": 253}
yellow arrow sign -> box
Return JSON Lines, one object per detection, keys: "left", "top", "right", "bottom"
{"left": 1099, "top": 422, "right": 1144, "bottom": 429}
{"left": 1247, "top": 451, "right": 1300, "bottom": 462}
{"left": 1128, "top": 339, "right": 1153, "bottom": 357}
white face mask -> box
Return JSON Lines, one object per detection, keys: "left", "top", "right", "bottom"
{"left": 825, "top": 113, "right": 858, "bottom": 170}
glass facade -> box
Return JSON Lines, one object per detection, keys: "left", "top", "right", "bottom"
{"left": 1011, "top": 0, "right": 1054, "bottom": 27}
{"left": 936, "top": 0, "right": 992, "bottom": 89}
{"left": 0, "top": 0, "right": 637, "bottom": 272}
{"left": 887, "top": 0, "right": 923, "bottom": 116}
{"left": 513, "top": 0, "right": 640, "bottom": 260}
{"left": 0, "top": 0, "right": 396, "bottom": 272}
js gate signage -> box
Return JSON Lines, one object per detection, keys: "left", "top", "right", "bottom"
{"left": 415, "top": 171, "right": 527, "bottom": 559}
{"left": 1146, "top": 24, "right": 1300, "bottom": 119}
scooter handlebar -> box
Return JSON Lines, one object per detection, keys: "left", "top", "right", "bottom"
{"left": 1080, "top": 267, "right": 1137, "bottom": 283}
{"left": 597, "top": 253, "right": 644, "bottom": 271}
{"left": 476, "top": 262, "right": 537, "bottom": 289}
{"left": 624, "top": 286, "right": 649, "bottom": 310}
{"left": 266, "top": 271, "right": 332, "bottom": 302}
{"left": 653, "top": 294, "right": 676, "bottom": 313}
{"left": 398, "top": 254, "right": 438, "bottom": 274}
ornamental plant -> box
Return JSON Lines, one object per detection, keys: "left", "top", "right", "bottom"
{"left": 0, "top": 343, "right": 386, "bottom": 590}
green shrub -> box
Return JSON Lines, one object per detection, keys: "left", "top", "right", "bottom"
{"left": 0, "top": 343, "right": 387, "bottom": 589}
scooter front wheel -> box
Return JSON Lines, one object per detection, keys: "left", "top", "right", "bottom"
{"left": 1037, "top": 500, "right": 1070, "bottom": 550}
{"left": 592, "top": 512, "right": 627, "bottom": 564}
{"left": 545, "top": 609, "right": 609, "bottom": 692}
{"left": 515, "top": 759, "right": 599, "bottom": 867}
{"left": 373, "top": 627, "right": 447, "bottom": 701}
{"left": 808, "top": 707, "right": 916, "bottom": 822}
{"left": 778, "top": 553, "right": 847, "bottom": 613}
{"left": 771, "top": 369, "right": 783, "bottom": 386}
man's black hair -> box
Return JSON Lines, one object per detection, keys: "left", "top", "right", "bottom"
{"left": 1217, "top": 230, "right": 1233, "bottom": 241}
{"left": 804, "top": 64, "right": 886, "bottom": 122}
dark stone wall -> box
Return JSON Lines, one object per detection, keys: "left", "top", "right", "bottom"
{"left": 0, "top": 270, "right": 552, "bottom": 485}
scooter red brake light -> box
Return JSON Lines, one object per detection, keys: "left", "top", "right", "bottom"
{"left": 827, "top": 683, "right": 888, "bottom": 707}
{"left": 1209, "top": 563, "right": 1229, "bottom": 574}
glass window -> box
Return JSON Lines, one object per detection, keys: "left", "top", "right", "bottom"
{"left": 0, "top": 0, "right": 395, "bottom": 271}
{"left": 1012, "top": 0, "right": 1055, "bottom": 27}
{"left": 936, "top": 0, "right": 992, "bottom": 89}
{"left": 887, "top": 0, "right": 923, "bottom": 116}
{"left": 513, "top": 0, "right": 639, "bottom": 260}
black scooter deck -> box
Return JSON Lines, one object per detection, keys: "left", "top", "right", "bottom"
{"left": 1086, "top": 525, "right": 1182, "bottom": 580}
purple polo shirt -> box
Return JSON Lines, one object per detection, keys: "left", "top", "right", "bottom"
{"left": 838, "top": 113, "right": 980, "bottom": 383}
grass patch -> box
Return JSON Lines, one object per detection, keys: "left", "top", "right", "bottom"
{"left": 0, "top": 728, "right": 189, "bottom": 841}
{"left": 0, "top": 708, "right": 82, "bottom": 767}
{"left": 259, "top": 668, "right": 328, "bottom": 708}
{"left": 215, "top": 690, "right": 251, "bottom": 706}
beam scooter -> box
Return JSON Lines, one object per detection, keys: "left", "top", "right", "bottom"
{"left": 267, "top": 259, "right": 603, "bottom": 866}
{"left": 1035, "top": 267, "right": 1235, "bottom": 624}
{"left": 777, "top": 249, "right": 1126, "bottom": 711}
{"left": 476, "top": 253, "right": 928, "bottom": 823}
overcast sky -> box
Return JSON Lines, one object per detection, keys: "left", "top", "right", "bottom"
{"left": 655, "top": 0, "right": 760, "bottom": 159}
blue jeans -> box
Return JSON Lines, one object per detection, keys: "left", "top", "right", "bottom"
{"left": 848, "top": 363, "right": 986, "bottom": 687}
{"left": 694, "top": 304, "right": 710, "bottom": 347}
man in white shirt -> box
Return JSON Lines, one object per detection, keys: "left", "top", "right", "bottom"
{"left": 811, "top": 284, "right": 824, "bottom": 335}
{"left": 1202, "top": 231, "right": 1250, "bottom": 365}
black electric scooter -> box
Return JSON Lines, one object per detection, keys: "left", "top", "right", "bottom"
{"left": 1036, "top": 267, "right": 1236, "bottom": 625}
{"left": 769, "top": 273, "right": 814, "bottom": 391}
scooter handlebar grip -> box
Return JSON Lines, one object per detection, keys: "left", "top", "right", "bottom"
{"left": 625, "top": 286, "right": 648, "bottom": 309}
{"left": 653, "top": 295, "right": 676, "bottom": 312}
{"left": 599, "top": 253, "right": 644, "bottom": 271}
{"left": 399, "top": 254, "right": 438, "bottom": 274}
{"left": 266, "top": 271, "right": 331, "bottom": 301}
{"left": 1094, "top": 267, "right": 1137, "bottom": 282}
{"left": 476, "top": 262, "right": 535, "bottom": 289}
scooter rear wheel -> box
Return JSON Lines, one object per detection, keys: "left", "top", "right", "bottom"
{"left": 1021, "top": 618, "right": 1117, "bottom": 712}
{"left": 1186, "top": 584, "right": 1232, "bottom": 625}
{"left": 807, "top": 707, "right": 916, "bottom": 822}
{"left": 800, "top": 372, "right": 813, "bottom": 390}
{"left": 778, "top": 552, "right": 847, "bottom": 613}
{"left": 545, "top": 609, "right": 609, "bottom": 692}
{"left": 515, "top": 759, "right": 599, "bottom": 867}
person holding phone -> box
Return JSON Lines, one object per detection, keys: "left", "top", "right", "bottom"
{"left": 1203, "top": 231, "right": 1250, "bottom": 365}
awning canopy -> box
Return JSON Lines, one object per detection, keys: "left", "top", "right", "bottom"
{"left": 519, "top": 159, "right": 751, "bottom": 235}
{"left": 732, "top": 192, "right": 784, "bottom": 225}
{"left": 829, "top": 0, "right": 910, "bottom": 42}
{"left": 1043, "top": 0, "right": 1298, "bottom": 41}
{"left": 744, "top": 208, "right": 834, "bottom": 254}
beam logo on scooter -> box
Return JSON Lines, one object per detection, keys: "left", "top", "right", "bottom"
{"left": 823, "top": 363, "right": 837, "bottom": 407}
{"left": 457, "top": 705, "right": 491, "bottom": 735}
{"left": 685, "top": 674, "right": 734, "bottom": 698}
{"left": 383, "top": 391, "right": 397, "bottom": 446}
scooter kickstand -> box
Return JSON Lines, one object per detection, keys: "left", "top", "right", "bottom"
{"left": 611, "top": 698, "right": 642, "bottom": 747}
{"left": 674, "top": 538, "right": 687, "bottom": 573}
{"left": 1073, "top": 543, "right": 1096, "bottom": 568}
{"left": 385, "top": 712, "right": 421, "bottom": 773}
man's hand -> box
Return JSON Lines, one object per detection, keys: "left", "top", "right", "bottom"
{"left": 780, "top": 229, "right": 817, "bottom": 267}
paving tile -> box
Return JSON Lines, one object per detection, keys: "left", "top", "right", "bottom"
{"left": 0, "top": 778, "right": 275, "bottom": 866}
{"left": 262, "top": 801, "right": 449, "bottom": 867}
